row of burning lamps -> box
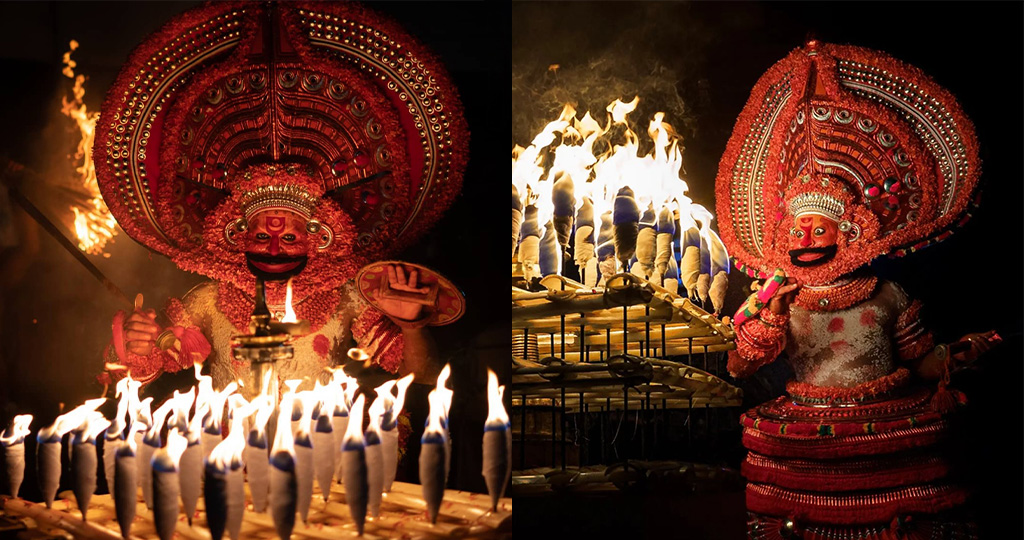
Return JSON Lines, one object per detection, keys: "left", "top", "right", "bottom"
{"left": 0, "top": 362, "right": 510, "bottom": 539}
{"left": 512, "top": 98, "right": 730, "bottom": 314}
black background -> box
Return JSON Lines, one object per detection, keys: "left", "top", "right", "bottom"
{"left": 513, "top": 1, "right": 1022, "bottom": 538}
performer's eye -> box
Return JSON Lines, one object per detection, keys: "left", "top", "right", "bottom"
{"left": 256, "top": 233, "right": 270, "bottom": 241}
{"left": 813, "top": 227, "right": 825, "bottom": 236}
{"left": 282, "top": 234, "right": 296, "bottom": 242}
{"left": 794, "top": 230, "right": 804, "bottom": 238}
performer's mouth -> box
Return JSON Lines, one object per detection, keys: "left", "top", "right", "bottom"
{"left": 245, "top": 253, "right": 308, "bottom": 280}
{"left": 789, "top": 245, "right": 837, "bottom": 267}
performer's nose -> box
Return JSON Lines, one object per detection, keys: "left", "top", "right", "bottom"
{"left": 269, "top": 236, "right": 280, "bottom": 255}
{"left": 800, "top": 232, "right": 812, "bottom": 248}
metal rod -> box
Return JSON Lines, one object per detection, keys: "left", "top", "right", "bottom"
{"left": 551, "top": 398, "right": 557, "bottom": 467}
{"left": 560, "top": 386, "right": 567, "bottom": 470}
{"left": 621, "top": 306, "right": 628, "bottom": 356}
{"left": 580, "top": 397, "right": 587, "bottom": 466}
{"left": 621, "top": 386, "right": 628, "bottom": 461}
{"left": 645, "top": 305, "right": 651, "bottom": 357}
{"left": 519, "top": 398, "right": 526, "bottom": 469}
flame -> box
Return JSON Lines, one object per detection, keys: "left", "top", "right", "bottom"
{"left": 313, "top": 380, "right": 336, "bottom": 423}
{"left": 372, "top": 380, "right": 397, "bottom": 412}
{"left": 485, "top": 369, "right": 509, "bottom": 428}
{"left": 391, "top": 374, "right": 415, "bottom": 420}
{"left": 171, "top": 388, "right": 196, "bottom": 431}
{"left": 272, "top": 383, "right": 299, "bottom": 456}
{"left": 60, "top": 40, "right": 117, "bottom": 255}
{"left": 328, "top": 369, "right": 358, "bottom": 414}
{"left": 79, "top": 411, "right": 112, "bottom": 443}
{"left": 38, "top": 397, "right": 106, "bottom": 441}
{"left": 164, "top": 429, "right": 190, "bottom": 469}
{"left": 424, "top": 389, "right": 446, "bottom": 438}
{"left": 136, "top": 397, "right": 154, "bottom": 430}
{"left": 0, "top": 415, "right": 33, "bottom": 446}
{"left": 282, "top": 278, "right": 298, "bottom": 323}
{"left": 294, "top": 390, "right": 317, "bottom": 437}
{"left": 205, "top": 381, "right": 238, "bottom": 432}
{"left": 124, "top": 420, "right": 145, "bottom": 454}
{"left": 512, "top": 97, "right": 724, "bottom": 269}
{"left": 366, "top": 390, "right": 387, "bottom": 438}
{"left": 251, "top": 393, "right": 275, "bottom": 440}
{"left": 210, "top": 398, "right": 254, "bottom": 471}
{"left": 146, "top": 398, "right": 177, "bottom": 443}
{"left": 434, "top": 364, "right": 453, "bottom": 421}
{"left": 342, "top": 394, "right": 366, "bottom": 446}
{"left": 260, "top": 369, "right": 274, "bottom": 398}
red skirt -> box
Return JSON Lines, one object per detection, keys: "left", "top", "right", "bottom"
{"left": 740, "top": 369, "right": 973, "bottom": 536}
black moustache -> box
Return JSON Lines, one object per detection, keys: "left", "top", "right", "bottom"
{"left": 245, "top": 253, "right": 309, "bottom": 281}
{"left": 244, "top": 252, "right": 307, "bottom": 265}
{"left": 789, "top": 245, "right": 838, "bottom": 267}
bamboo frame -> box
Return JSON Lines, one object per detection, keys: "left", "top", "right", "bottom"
{"left": 0, "top": 479, "right": 511, "bottom": 539}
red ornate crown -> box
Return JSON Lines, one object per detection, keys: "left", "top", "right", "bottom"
{"left": 715, "top": 41, "right": 980, "bottom": 284}
{"left": 94, "top": 1, "right": 468, "bottom": 287}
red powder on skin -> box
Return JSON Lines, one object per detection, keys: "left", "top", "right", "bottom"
{"left": 831, "top": 340, "right": 851, "bottom": 354}
{"left": 313, "top": 334, "right": 331, "bottom": 358}
{"left": 828, "top": 317, "right": 845, "bottom": 333}
{"left": 860, "top": 309, "right": 877, "bottom": 327}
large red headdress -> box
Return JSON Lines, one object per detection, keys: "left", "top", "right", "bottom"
{"left": 715, "top": 41, "right": 980, "bottom": 284}
{"left": 94, "top": 2, "right": 468, "bottom": 289}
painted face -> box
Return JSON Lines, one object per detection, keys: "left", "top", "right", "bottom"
{"left": 788, "top": 214, "right": 839, "bottom": 267}
{"left": 244, "top": 209, "right": 310, "bottom": 280}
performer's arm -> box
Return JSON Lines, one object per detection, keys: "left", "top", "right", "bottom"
{"left": 727, "top": 278, "right": 800, "bottom": 378}
{"left": 98, "top": 296, "right": 211, "bottom": 388}
{"left": 728, "top": 308, "right": 789, "bottom": 378}
{"left": 896, "top": 296, "right": 999, "bottom": 380}
{"left": 351, "top": 308, "right": 441, "bottom": 384}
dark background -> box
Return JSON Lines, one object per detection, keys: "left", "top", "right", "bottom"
{"left": 513, "top": 1, "right": 1022, "bottom": 538}
{"left": 0, "top": 0, "right": 508, "bottom": 501}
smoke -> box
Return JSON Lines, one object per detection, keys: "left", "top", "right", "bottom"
{"left": 512, "top": 3, "right": 718, "bottom": 149}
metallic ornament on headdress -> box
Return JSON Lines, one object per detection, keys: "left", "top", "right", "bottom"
{"left": 94, "top": 1, "right": 468, "bottom": 269}
{"left": 788, "top": 190, "right": 845, "bottom": 222}
{"left": 239, "top": 185, "right": 320, "bottom": 222}
{"left": 715, "top": 41, "right": 980, "bottom": 281}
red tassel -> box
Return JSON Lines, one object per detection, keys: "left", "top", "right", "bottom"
{"left": 929, "top": 360, "right": 961, "bottom": 414}
{"left": 111, "top": 310, "right": 127, "bottom": 363}
{"left": 172, "top": 326, "right": 212, "bottom": 368}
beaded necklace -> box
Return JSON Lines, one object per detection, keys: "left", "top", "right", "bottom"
{"left": 794, "top": 275, "right": 878, "bottom": 312}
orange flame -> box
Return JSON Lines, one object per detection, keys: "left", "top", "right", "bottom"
{"left": 272, "top": 381, "right": 300, "bottom": 456}
{"left": 424, "top": 389, "right": 447, "bottom": 438}
{"left": 79, "top": 411, "right": 111, "bottom": 442}
{"left": 60, "top": 40, "right": 117, "bottom": 255}
{"left": 511, "top": 97, "right": 728, "bottom": 263}
{"left": 342, "top": 394, "right": 366, "bottom": 446}
{"left": 39, "top": 397, "right": 106, "bottom": 441}
{"left": 163, "top": 429, "right": 190, "bottom": 469}
{"left": 210, "top": 397, "right": 254, "bottom": 471}
{"left": 434, "top": 364, "right": 453, "bottom": 421}
{"left": 282, "top": 278, "right": 298, "bottom": 323}
{"left": 391, "top": 374, "right": 415, "bottom": 419}
{"left": 366, "top": 390, "right": 387, "bottom": 438}
{"left": 294, "top": 390, "right": 317, "bottom": 437}
{"left": 485, "top": 369, "right": 509, "bottom": 428}
{"left": 0, "top": 415, "right": 33, "bottom": 446}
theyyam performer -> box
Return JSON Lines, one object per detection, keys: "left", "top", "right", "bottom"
{"left": 717, "top": 40, "right": 999, "bottom": 538}
{"left": 92, "top": 0, "right": 468, "bottom": 409}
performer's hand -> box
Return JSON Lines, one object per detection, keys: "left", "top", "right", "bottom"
{"left": 767, "top": 278, "right": 801, "bottom": 315}
{"left": 951, "top": 330, "right": 1001, "bottom": 364}
{"left": 124, "top": 294, "right": 161, "bottom": 355}
{"left": 377, "top": 264, "right": 431, "bottom": 321}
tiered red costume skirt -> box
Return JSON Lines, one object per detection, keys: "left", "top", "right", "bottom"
{"left": 740, "top": 370, "right": 976, "bottom": 539}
